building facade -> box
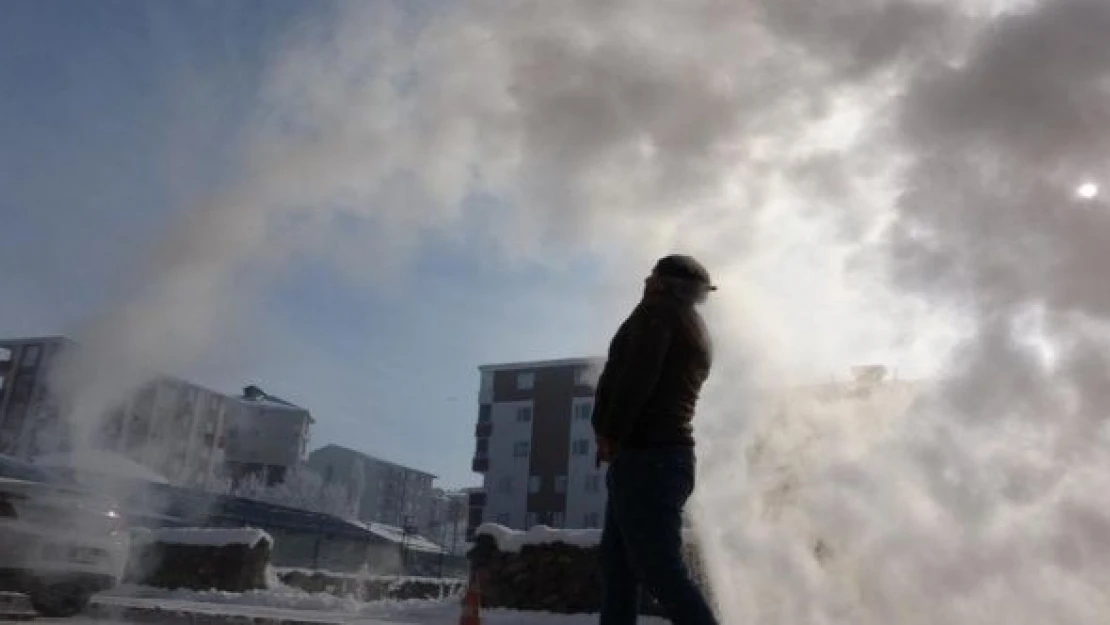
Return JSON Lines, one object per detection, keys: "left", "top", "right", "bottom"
{"left": 0, "top": 336, "right": 230, "bottom": 488}
{"left": 470, "top": 358, "right": 605, "bottom": 535}
{"left": 224, "top": 386, "right": 314, "bottom": 486}
{"left": 0, "top": 336, "right": 73, "bottom": 458}
{"left": 100, "top": 376, "right": 229, "bottom": 489}
{"left": 308, "top": 444, "right": 437, "bottom": 532}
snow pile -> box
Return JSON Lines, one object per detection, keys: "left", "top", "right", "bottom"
{"left": 273, "top": 567, "right": 455, "bottom": 586}
{"left": 475, "top": 524, "right": 600, "bottom": 553}
{"left": 475, "top": 523, "right": 699, "bottom": 553}
{"left": 130, "top": 526, "right": 273, "bottom": 549}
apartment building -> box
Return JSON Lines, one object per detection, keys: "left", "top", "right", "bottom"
{"left": 308, "top": 444, "right": 437, "bottom": 532}
{"left": 102, "top": 376, "right": 229, "bottom": 489}
{"left": 0, "top": 336, "right": 229, "bottom": 488}
{"left": 224, "top": 385, "right": 314, "bottom": 486}
{"left": 0, "top": 336, "right": 73, "bottom": 457}
{"left": 0, "top": 336, "right": 317, "bottom": 492}
{"left": 470, "top": 357, "right": 605, "bottom": 535}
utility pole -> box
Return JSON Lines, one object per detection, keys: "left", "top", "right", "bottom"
{"left": 397, "top": 471, "right": 408, "bottom": 527}
{"left": 401, "top": 514, "right": 415, "bottom": 574}
{"left": 437, "top": 516, "right": 446, "bottom": 578}
{"left": 450, "top": 497, "right": 462, "bottom": 558}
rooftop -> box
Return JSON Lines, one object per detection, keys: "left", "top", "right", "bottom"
{"left": 479, "top": 357, "right": 602, "bottom": 373}
{"left": 310, "top": 444, "right": 438, "bottom": 479}
{"left": 237, "top": 385, "right": 315, "bottom": 422}
{"left": 0, "top": 335, "right": 74, "bottom": 347}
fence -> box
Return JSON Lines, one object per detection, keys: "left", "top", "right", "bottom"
{"left": 120, "top": 481, "right": 468, "bottom": 577}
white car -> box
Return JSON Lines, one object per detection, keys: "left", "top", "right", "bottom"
{"left": 0, "top": 454, "right": 129, "bottom": 617}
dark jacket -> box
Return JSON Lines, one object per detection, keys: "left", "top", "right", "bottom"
{"left": 591, "top": 289, "right": 713, "bottom": 449}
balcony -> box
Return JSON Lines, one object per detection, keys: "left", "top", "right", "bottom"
{"left": 471, "top": 453, "right": 489, "bottom": 473}
{"left": 475, "top": 422, "right": 492, "bottom": 438}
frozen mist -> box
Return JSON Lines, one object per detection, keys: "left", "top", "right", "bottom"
{"left": 40, "top": 0, "right": 1110, "bottom": 622}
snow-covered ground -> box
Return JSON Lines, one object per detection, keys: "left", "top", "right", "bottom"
{"left": 42, "top": 612, "right": 666, "bottom": 625}
{"left": 90, "top": 589, "right": 669, "bottom": 625}
{"left": 85, "top": 599, "right": 669, "bottom": 624}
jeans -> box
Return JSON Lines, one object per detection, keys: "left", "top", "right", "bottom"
{"left": 599, "top": 447, "right": 718, "bottom": 625}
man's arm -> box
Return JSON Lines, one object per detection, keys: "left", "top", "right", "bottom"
{"left": 591, "top": 327, "right": 627, "bottom": 466}
{"left": 591, "top": 317, "right": 632, "bottom": 436}
{"left": 599, "top": 310, "right": 673, "bottom": 446}
{"left": 590, "top": 364, "right": 613, "bottom": 435}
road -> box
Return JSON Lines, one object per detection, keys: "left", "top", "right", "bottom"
{"left": 4, "top": 613, "right": 670, "bottom": 625}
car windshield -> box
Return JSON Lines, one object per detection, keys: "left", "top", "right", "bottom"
{"left": 0, "top": 454, "right": 66, "bottom": 484}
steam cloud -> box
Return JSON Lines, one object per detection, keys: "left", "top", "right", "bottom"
{"left": 47, "top": 0, "right": 1110, "bottom": 622}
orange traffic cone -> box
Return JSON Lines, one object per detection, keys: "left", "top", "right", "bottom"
{"left": 459, "top": 573, "right": 482, "bottom": 625}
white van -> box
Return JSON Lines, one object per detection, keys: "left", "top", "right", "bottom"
{"left": 0, "top": 454, "right": 129, "bottom": 617}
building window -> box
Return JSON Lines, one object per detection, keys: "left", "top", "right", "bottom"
{"left": 516, "top": 406, "right": 532, "bottom": 423}
{"left": 554, "top": 475, "right": 567, "bottom": 494}
{"left": 584, "top": 512, "right": 601, "bottom": 528}
{"left": 516, "top": 372, "right": 535, "bottom": 391}
{"left": 11, "top": 376, "right": 33, "bottom": 402}
{"left": 585, "top": 474, "right": 602, "bottom": 493}
{"left": 575, "top": 367, "right": 594, "bottom": 387}
{"left": 572, "top": 438, "right": 591, "bottom": 456}
{"left": 0, "top": 348, "right": 11, "bottom": 363}
{"left": 529, "top": 475, "right": 542, "bottom": 494}
{"left": 20, "top": 345, "right": 41, "bottom": 368}
{"left": 514, "top": 441, "right": 530, "bottom": 458}
{"left": 574, "top": 402, "right": 593, "bottom": 422}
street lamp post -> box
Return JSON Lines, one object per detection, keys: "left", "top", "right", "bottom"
{"left": 401, "top": 514, "right": 415, "bottom": 574}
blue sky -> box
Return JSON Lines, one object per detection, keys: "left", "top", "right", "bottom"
{"left": 0, "top": 1, "right": 625, "bottom": 488}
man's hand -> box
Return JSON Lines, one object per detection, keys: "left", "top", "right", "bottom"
{"left": 595, "top": 436, "right": 615, "bottom": 467}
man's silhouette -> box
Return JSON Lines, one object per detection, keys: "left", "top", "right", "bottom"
{"left": 592, "top": 254, "right": 718, "bottom": 625}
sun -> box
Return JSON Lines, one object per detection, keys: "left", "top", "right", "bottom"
{"left": 1075, "top": 182, "right": 1100, "bottom": 200}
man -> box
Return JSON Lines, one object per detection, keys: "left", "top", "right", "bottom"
{"left": 591, "top": 254, "right": 718, "bottom": 625}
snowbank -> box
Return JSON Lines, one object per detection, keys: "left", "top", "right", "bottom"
{"left": 475, "top": 523, "right": 698, "bottom": 553}
{"left": 131, "top": 526, "right": 274, "bottom": 548}
{"left": 273, "top": 567, "right": 453, "bottom": 585}
{"left": 101, "top": 583, "right": 451, "bottom": 617}
{"left": 474, "top": 524, "right": 600, "bottom": 553}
